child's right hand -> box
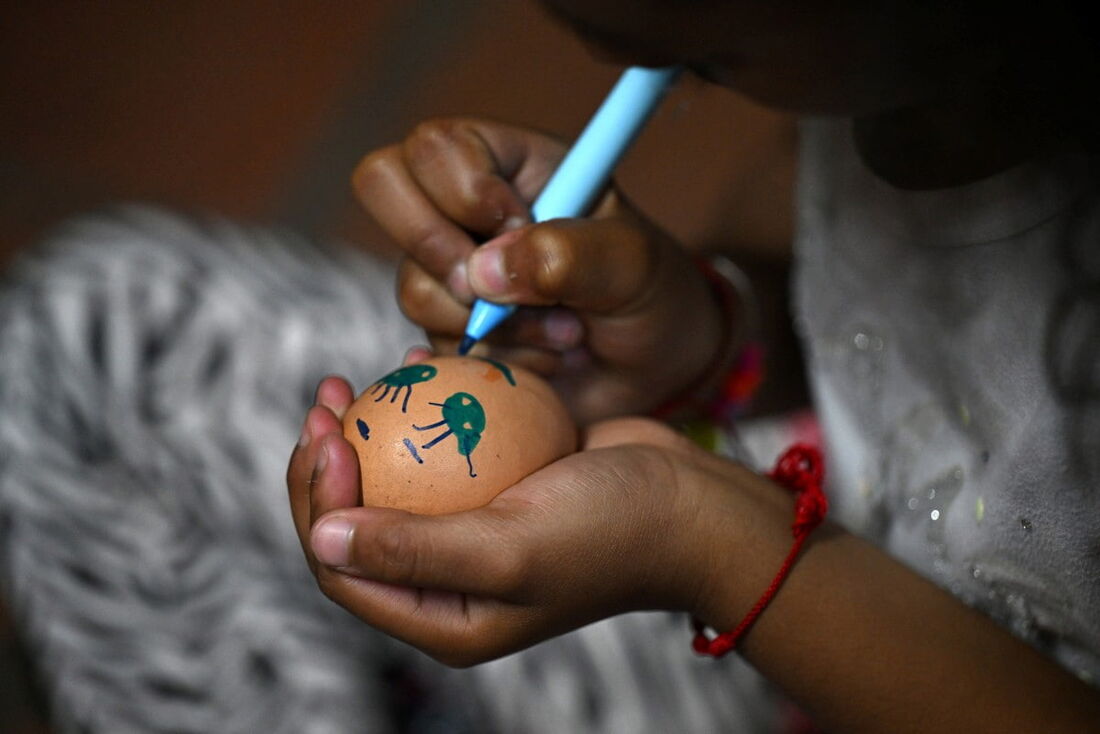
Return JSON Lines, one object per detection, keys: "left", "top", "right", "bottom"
{"left": 353, "top": 118, "right": 734, "bottom": 424}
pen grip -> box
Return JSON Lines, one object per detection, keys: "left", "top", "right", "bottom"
{"left": 459, "top": 65, "right": 680, "bottom": 352}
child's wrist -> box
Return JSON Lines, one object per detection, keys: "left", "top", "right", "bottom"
{"left": 689, "top": 466, "right": 795, "bottom": 629}
{"left": 651, "top": 254, "right": 763, "bottom": 425}
{"left": 692, "top": 445, "right": 828, "bottom": 657}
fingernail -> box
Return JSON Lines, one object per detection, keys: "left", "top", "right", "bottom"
{"left": 447, "top": 261, "right": 474, "bottom": 304}
{"left": 315, "top": 377, "right": 346, "bottom": 414}
{"left": 543, "top": 310, "right": 583, "bottom": 349}
{"left": 403, "top": 345, "right": 432, "bottom": 365}
{"left": 316, "top": 440, "right": 330, "bottom": 474}
{"left": 501, "top": 215, "right": 527, "bottom": 232}
{"left": 312, "top": 517, "right": 352, "bottom": 567}
{"left": 469, "top": 247, "right": 510, "bottom": 297}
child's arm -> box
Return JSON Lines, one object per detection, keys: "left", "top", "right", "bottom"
{"left": 714, "top": 513, "right": 1100, "bottom": 734}
{"left": 289, "top": 380, "right": 1100, "bottom": 734}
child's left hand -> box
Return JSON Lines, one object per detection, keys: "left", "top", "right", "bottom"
{"left": 287, "top": 374, "right": 791, "bottom": 667}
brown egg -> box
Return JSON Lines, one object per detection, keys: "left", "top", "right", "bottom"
{"left": 342, "top": 356, "right": 575, "bottom": 515}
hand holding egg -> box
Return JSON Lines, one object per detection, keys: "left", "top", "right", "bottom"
{"left": 290, "top": 380, "right": 723, "bottom": 668}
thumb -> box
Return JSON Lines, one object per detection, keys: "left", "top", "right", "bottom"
{"left": 466, "top": 211, "right": 673, "bottom": 314}
{"left": 310, "top": 505, "right": 527, "bottom": 598}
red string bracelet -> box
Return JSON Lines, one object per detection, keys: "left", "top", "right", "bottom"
{"left": 692, "top": 444, "right": 828, "bottom": 657}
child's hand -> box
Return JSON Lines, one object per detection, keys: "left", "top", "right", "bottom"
{"left": 287, "top": 374, "right": 789, "bottom": 667}
{"left": 353, "top": 118, "right": 732, "bottom": 424}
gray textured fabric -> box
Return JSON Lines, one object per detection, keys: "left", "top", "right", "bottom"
{"left": 0, "top": 208, "right": 420, "bottom": 733}
{"left": 0, "top": 206, "right": 778, "bottom": 733}
{"left": 794, "top": 120, "right": 1100, "bottom": 684}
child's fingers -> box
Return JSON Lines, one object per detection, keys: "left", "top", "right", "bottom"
{"left": 402, "top": 119, "right": 532, "bottom": 237}
{"left": 313, "top": 375, "right": 355, "bottom": 420}
{"left": 581, "top": 416, "right": 690, "bottom": 452}
{"left": 466, "top": 216, "right": 665, "bottom": 313}
{"left": 353, "top": 119, "right": 565, "bottom": 306}
{"left": 287, "top": 405, "right": 346, "bottom": 557}
{"left": 402, "top": 345, "right": 434, "bottom": 366}
{"left": 312, "top": 571, "right": 530, "bottom": 667}
{"left": 310, "top": 433, "right": 362, "bottom": 526}
{"left": 464, "top": 118, "right": 569, "bottom": 204}
{"left": 352, "top": 146, "right": 478, "bottom": 293}
{"left": 310, "top": 505, "right": 531, "bottom": 600}
{"left": 503, "top": 308, "right": 586, "bottom": 351}
{"left": 396, "top": 257, "right": 474, "bottom": 335}
{"left": 399, "top": 258, "right": 585, "bottom": 353}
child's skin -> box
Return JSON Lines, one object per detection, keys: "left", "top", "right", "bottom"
{"left": 288, "top": 1, "right": 1100, "bottom": 730}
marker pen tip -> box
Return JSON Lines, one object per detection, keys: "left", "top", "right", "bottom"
{"left": 457, "top": 335, "right": 476, "bottom": 356}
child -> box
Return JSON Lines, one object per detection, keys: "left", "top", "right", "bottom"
{"left": 289, "top": 0, "right": 1100, "bottom": 731}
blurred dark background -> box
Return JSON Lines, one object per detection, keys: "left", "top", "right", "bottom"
{"left": 0, "top": 2, "right": 797, "bottom": 729}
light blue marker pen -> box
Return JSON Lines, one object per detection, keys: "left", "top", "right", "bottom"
{"left": 457, "top": 65, "right": 681, "bottom": 356}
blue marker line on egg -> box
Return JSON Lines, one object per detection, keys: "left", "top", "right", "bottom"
{"left": 402, "top": 437, "right": 424, "bottom": 464}
{"left": 356, "top": 419, "right": 370, "bottom": 441}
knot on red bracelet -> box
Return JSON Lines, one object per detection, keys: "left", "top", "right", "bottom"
{"left": 769, "top": 444, "right": 828, "bottom": 537}
{"left": 692, "top": 443, "right": 827, "bottom": 658}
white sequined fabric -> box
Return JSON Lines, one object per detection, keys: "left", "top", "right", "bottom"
{"left": 794, "top": 120, "right": 1100, "bottom": 684}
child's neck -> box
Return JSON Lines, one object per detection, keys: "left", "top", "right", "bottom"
{"left": 852, "top": 64, "right": 1062, "bottom": 191}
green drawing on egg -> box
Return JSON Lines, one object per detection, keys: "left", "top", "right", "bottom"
{"left": 370, "top": 364, "right": 438, "bottom": 413}
{"left": 413, "top": 391, "right": 485, "bottom": 477}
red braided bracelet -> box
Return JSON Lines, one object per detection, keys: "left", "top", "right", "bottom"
{"left": 692, "top": 444, "right": 828, "bottom": 657}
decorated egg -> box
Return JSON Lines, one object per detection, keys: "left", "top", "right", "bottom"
{"left": 342, "top": 356, "right": 576, "bottom": 515}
